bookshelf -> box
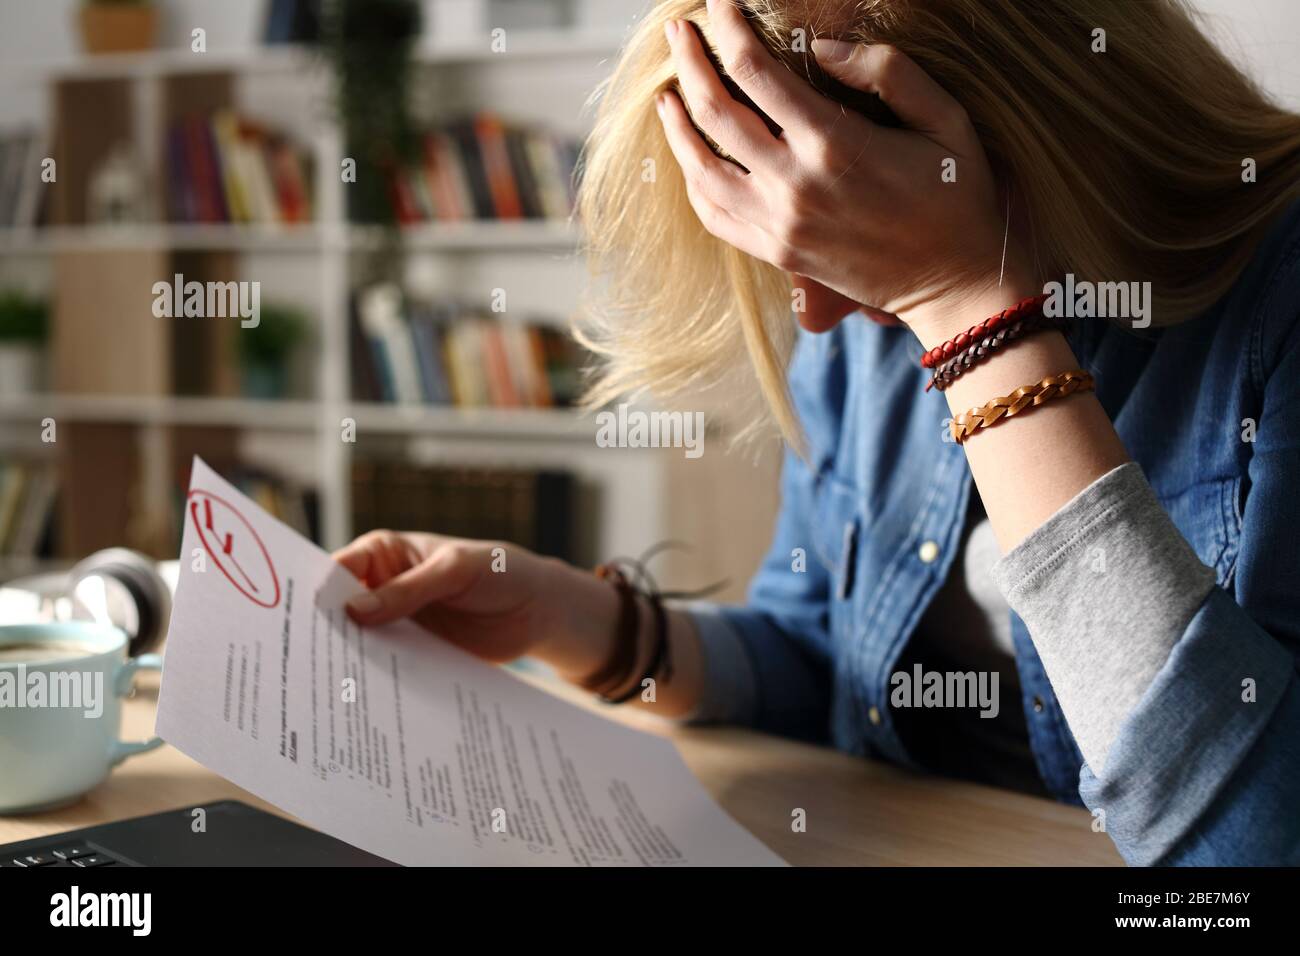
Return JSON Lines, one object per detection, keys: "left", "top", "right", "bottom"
{"left": 0, "top": 394, "right": 589, "bottom": 436}
{"left": 0, "top": 10, "right": 782, "bottom": 602}
{"left": 0, "top": 220, "right": 579, "bottom": 254}
{"left": 0, "top": 29, "right": 628, "bottom": 84}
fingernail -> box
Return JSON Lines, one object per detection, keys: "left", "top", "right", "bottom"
{"left": 655, "top": 92, "right": 667, "bottom": 115}
{"left": 811, "top": 38, "right": 854, "bottom": 63}
{"left": 664, "top": 19, "right": 678, "bottom": 42}
{"left": 347, "top": 591, "right": 381, "bottom": 617}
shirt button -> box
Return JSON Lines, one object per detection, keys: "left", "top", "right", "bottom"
{"left": 918, "top": 540, "right": 940, "bottom": 563}
{"left": 1032, "top": 696, "right": 1045, "bottom": 713}
{"left": 867, "top": 706, "right": 882, "bottom": 726}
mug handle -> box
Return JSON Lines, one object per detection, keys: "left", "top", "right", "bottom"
{"left": 110, "top": 653, "right": 165, "bottom": 767}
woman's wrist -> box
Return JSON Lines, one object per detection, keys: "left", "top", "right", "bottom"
{"left": 528, "top": 557, "right": 705, "bottom": 717}
{"left": 911, "top": 274, "right": 1041, "bottom": 354}
{"left": 531, "top": 558, "right": 620, "bottom": 683}
{"left": 939, "top": 326, "right": 1078, "bottom": 413}
{"left": 939, "top": 324, "right": 1130, "bottom": 549}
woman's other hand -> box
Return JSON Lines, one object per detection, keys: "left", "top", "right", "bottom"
{"left": 333, "top": 531, "right": 614, "bottom": 675}
{"left": 659, "top": 0, "right": 1032, "bottom": 345}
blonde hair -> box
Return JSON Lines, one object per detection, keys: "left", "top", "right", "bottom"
{"left": 576, "top": 0, "right": 1300, "bottom": 444}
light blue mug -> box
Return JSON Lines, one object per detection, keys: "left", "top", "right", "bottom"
{"left": 0, "top": 622, "right": 163, "bottom": 814}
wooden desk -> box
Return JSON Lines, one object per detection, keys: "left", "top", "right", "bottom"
{"left": 0, "top": 671, "right": 1122, "bottom": 866}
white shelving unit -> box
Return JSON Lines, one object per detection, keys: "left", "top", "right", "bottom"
{"left": 0, "top": 220, "right": 579, "bottom": 255}
{"left": 0, "top": 20, "right": 684, "bottom": 570}
{"left": 0, "top": 29, "right": 629, "bottom": 84}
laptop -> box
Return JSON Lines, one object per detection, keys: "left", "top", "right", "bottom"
{"left": 0, "top": 800, "right": 397, "bottom": 867}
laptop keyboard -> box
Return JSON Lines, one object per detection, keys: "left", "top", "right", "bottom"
{"left": 2, "top": 844, "right": 126, "bottom": 867}
{"left": 0, "top": 801, "right": 398, "bottom": 866}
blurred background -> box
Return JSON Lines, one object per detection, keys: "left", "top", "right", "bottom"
{"left": 0, "top": 0, "right": 1296, "bottom": 603}
{"left": 0, "top": 0, "right": 789, "bottom": 604}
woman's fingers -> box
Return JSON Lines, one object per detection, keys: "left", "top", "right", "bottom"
{"left": 665, "top": 17, "right": 783, "bottom": 171}
{"left": 331, "top": 540, "right": 372, "bottom": 579}
{"left": 810, "top": 40, "right": 971, "bottom": 146}
{"left": 705, "top": 0, "right": 836, "bottom": 133}
{"left": 332, "top": 530, "right": 404, "bottom": 585}
{"left": 657, "top": 89, "right": 762, "bottom": 218}
{"left": 661, "top": 90, "right": 777, "bottom": 258}
{"left": 685, "top": 181, "right": 776, "bottom": 263}
{"left": 345, "top": 545, "right": 476, "bottom": 626}
{"left": 685, "top": 172, "right": 795, "bottom": 270}
{"left": 665, "top": 91, "right": 795, "bottom": 267}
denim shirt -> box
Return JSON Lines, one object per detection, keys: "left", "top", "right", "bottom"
{"left": 692, "top": 200, "right": 1300, "bottom": 865}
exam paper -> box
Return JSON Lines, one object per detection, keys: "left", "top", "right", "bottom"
{"left": 155, "top": 458, "right": 785, "bottom": 866}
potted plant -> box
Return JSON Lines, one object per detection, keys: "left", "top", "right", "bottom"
{"left": 238, "top": 304, "right": 309, "bottom": 400}
{"left": 319, "top": 0, "right": 421, "bottom": 283}
{"left": 0, "top": 290, "right": 48, "bottom": 398}
{"left": 79, "top": 0, "right": 158, "bottom": 55}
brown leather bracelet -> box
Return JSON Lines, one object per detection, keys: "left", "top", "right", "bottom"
{"left": 928, "top": 314, "right": 1070, "bottom": 392}
{"left": 576, "top": 564, "right": 641, "bottom": 698}
{"left": 582, "top": 545, "right": 705, "bottom": 705}
{"left": 601, "top": 590, "right": 670, "bottom": 705}
{"left": 950, "top": 369, "right": 1095, "bottom": 444}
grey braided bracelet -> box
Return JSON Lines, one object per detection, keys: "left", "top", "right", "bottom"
{"left": 929, "top": 315, "right": 1069, "bottom": 392}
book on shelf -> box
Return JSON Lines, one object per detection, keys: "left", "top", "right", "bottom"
{"left": 352, "top": 461, "right": 576, "bottom": 563}
{"left": 0, "top": 461, "right": 58, "bottom": 561}
{"left": 0, "top": 127, "right": 49, "bottom": 230}
{"left": 165, "top": 110, "right": 313, "bottom": 225}
{"left": 263, "top": 0, "right": 322, "bottom": 44}
{"left": 349, "top": 284, "right": 588, "bottom": 409}
{"left": 381, "top": 113, "right": 581, "bottom": 225}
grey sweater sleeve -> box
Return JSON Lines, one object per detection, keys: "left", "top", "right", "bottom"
{"left": 685, "top": 462, "right": 1215, "bottom": 777}
{"left": 678, "top": 602, "right": 759, "bottom": 725}
{"left": 991, "top": 461, "right": 1217, "bottom": 773}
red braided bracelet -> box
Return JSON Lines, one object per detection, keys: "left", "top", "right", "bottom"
{"left": 920, "top": 293, "right": 1050, "bottom": 369}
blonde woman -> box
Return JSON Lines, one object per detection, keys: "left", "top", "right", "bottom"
{"left": 336, "top": 0, "right": 1300, "bottom": 865}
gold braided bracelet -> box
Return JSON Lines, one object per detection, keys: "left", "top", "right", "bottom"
{"left": 950, "top": 369, "right": 1095, "bottom": 444}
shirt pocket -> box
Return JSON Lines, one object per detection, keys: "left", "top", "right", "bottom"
{"left": 1155, "top": 477, "right": 1241, "bottom": 586}
{"left": 812, "top": 473, "right": 862, "bottom": 644}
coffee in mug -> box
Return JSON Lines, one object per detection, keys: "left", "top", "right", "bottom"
{"left": 0, "top": 640, "right": 99, "bottom": 664}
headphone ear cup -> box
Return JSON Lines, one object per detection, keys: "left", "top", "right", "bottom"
{"left": 68, "top": 548, "right": 172, "bottom": 658}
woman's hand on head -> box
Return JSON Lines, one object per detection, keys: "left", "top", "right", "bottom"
{"left": 659, "top": 0, "right": 1032, "bottom": 343}
{"left": 333, "top": 530, "right": 569, "bottom": 664}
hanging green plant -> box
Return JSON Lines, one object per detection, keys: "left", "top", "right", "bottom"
{"left": 319, "top": 0, "right": 422, "bottom": 242}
